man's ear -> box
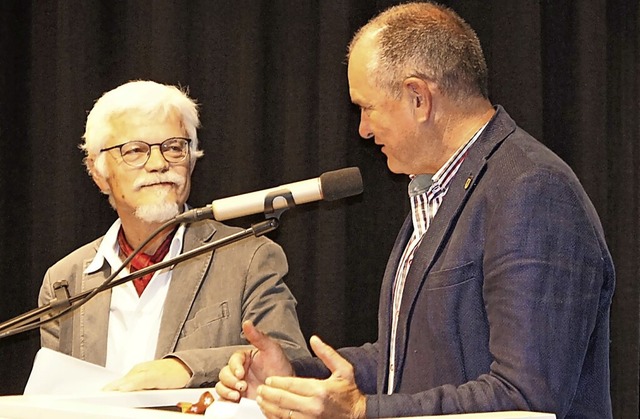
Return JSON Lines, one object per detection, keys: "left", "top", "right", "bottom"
{"left": 87, "top": 157, "right": 111, "bottom": 194}
{"left": 403, "top": 77, "right": 432, "bottom": 122}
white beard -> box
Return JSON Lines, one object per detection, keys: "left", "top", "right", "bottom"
{"left": 131, "top": 173, "right": 186, "bottom": 223}
{"left": 135, "top": 201, "right": 180, "bottom": 223}
{"left": 134, "top": 189, "right": 181, "bottom": 223}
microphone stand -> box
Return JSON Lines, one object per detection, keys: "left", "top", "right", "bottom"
{"left": 0, "top": 217, "right": 280, "bottom": 339}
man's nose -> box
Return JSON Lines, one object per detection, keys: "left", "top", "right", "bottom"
{"left": 358, "top": 112, "right": 373, "bottom": 139}
{"left": 145, "top": 145, "right": 170, "bottom": 171}
{"left": 358, "top": 119, "right": 373, "bottom": 139}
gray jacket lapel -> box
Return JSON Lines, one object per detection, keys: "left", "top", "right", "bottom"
{"left": 78, "top": 259, "right": 112, "bottom": 366}
{"left": 155, "top": 221, "right": 217, "bottom": 357}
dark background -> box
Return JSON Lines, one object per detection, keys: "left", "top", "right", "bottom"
{"left": 0, "top": 1, "right": 637, "bottom": 417}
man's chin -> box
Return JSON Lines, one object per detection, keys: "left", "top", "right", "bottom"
{"left": 385, "top": 157, "right": 414, "bottom": 175}
{"left": 134, "top": 202, "right": 181, "bottom": 224}
{"left": 385, "top": 159, "right": 404, "bottom": 175}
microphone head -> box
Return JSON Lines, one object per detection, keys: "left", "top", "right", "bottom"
{"left": 319, "top": 167, "right": 364, "bottom": 201}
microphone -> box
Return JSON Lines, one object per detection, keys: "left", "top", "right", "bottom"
{"left": 177, "top": 167, "right": 363, "bottom": 222}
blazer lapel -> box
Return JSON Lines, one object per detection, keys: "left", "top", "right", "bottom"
{"left": 79, "top": 262, "right": 112, "bottom": 366}
{"left": 154, "top": 221, "right": 217, "bottom": 357}
{"left": 390, "top": 106, "right": 516, "bottom": 391}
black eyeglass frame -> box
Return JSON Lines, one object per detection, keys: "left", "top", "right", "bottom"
{"left": 99, "top": 137, "right": 192, "bottom": 168}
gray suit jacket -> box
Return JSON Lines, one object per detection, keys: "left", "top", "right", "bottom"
{"left": 39, "top": 219, "right": 309, "bottom": 386}
{"left": 293, "top": 107, "right": 614, "bottom": 418}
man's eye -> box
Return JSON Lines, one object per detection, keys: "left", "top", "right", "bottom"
{"left": 122, "top": 146, "right": 146, "bottom": 156}
{"left": 165, "top": 145, "right": 183, "bottom": 153}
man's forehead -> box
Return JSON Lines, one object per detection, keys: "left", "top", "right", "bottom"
{"left": 109, "top": 108, "right": 182, "bottom": 128}
{"left": 347, "top": 52, "right": 373, "bottom": 105}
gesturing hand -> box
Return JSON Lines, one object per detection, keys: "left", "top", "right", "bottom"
{"left": 216, "top": 320, "right": 294, "bottom": 401}
{"left": 256, "top": 335, "right": 366, "bottom": 419}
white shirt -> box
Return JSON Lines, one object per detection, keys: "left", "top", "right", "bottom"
{"left": 83, "top": 219, "right": 186, "bottom": 374}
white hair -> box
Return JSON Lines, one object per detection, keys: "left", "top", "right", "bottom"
{"left": 81, "top": 80, "right": 204, "bottom": 177}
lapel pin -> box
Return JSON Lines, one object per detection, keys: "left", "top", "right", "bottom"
{"left": 464, "top": 174, "right": 473, "bottom": 190}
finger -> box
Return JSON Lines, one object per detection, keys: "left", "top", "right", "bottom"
{"left": 263, "top": 376, "right": 321, "bottom": 397}
{"left": 214, "top": 378, "right": 242, "bottom": 402}
{"left": 102, "top": 372, "right": 151, "bottom": 392}
{"left": 257, "top": 401, "right": 303, "bottom": 419}
{"left": 309, "top": 335, "right": 353, "bottom": 378}
{"left": 227, "top": 349, "right": 252, "bottom": 379}
{"left": 242, "top": 320, "right": 279, "bottom": 353}
{"left": 102, "top": 367, "right": 148, "bottom": 392}
{"left": 255, "top": 398, "right": 292, "bottom": 419}
{"left": 102, "top": 376, "right": 129, "bottom": 392}
{"left": 217, "top": 365, "right": 246, "bottom": 397}
{"left": 257, "top": 383, "right": 315, "bottom": 417}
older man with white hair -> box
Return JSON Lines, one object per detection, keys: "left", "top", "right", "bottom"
{"left": 38, "top": 80, "right": 309, "bottom": 390}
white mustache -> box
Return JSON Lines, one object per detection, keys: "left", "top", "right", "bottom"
{"left": 133, "top": 172, "right": 186, "bottom": 190}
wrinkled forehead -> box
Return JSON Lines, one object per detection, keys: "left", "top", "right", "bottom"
{"left": 105, "top": 109, "right": 186, "bottom": 143}
{"left": 108, "top": 107, "right": 183, "bottom": 131}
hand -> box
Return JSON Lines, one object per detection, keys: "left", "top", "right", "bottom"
{"left": 216, "top": 320, "right": 294, "bottom": 401}
{"left": 102, "top": 358, "right": 192, "bottom": 391}
{"left": 255, "top": 335, "right": 366, "bottom": 419}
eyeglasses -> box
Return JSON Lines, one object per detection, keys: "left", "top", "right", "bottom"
{"left": 100, "top": 137, "right": 191, "bottom": 168}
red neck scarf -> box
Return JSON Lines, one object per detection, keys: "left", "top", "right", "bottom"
{"left": 117, "top": 227, "right": 177, "bottom": 296}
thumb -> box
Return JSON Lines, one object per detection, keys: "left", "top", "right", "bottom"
{"left": 309, "top": 335, "right": 353, "bottom": 378}
{"left": 242, "top": 320, "right": 276, "bottom": 352}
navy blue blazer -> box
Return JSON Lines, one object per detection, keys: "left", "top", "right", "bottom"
{"left": 293, "top": 106, "right": 614, "bottom": 418}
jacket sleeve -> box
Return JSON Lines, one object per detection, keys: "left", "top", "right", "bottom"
{"left": 168, "top": 240, "right": 310, "bottom": 387}
{"left": 38, "top": 268, "right": 61, "bottom": 351}
{"left": 291, "top": 341, "right": 381, "bottom": 395}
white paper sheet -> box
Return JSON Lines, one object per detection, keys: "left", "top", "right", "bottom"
{"left": 24, "top": 347, "right": 122, "bottom": 395}
{"left": 22, "top": 347, "right": 266, "bottom": 417}
{"left": 205, "top": 397, "right": 265, "bottom": 418}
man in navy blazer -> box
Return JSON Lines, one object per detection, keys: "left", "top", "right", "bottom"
{"left": 215, "top": 2, "right": 615, "bottom": 418}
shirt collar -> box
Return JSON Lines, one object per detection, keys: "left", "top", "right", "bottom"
{"left": 408, "top": 121, "right": 489, "bottom": 197}
{"left": 85, "top": 216, "right": 187, "bottom": 275}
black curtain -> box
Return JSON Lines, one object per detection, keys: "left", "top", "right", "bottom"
{"left": 1, "top": 1, "right": 637, "bottom": 417}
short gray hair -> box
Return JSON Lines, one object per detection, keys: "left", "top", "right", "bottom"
{"left": 348, "top": 1, "right": 488, "bottom": 102}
